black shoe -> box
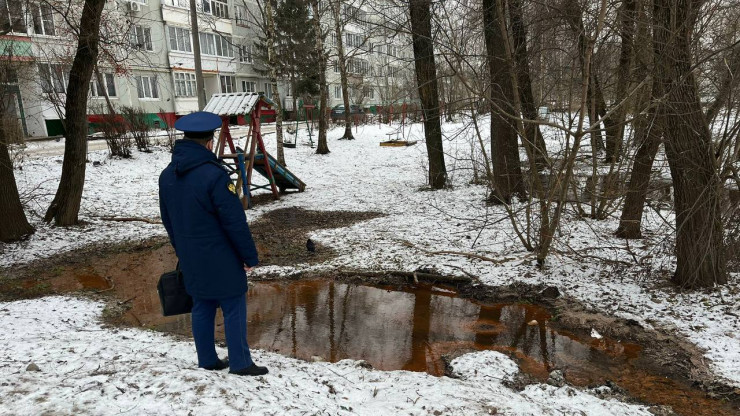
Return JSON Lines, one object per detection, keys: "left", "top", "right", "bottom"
{"left": 203, "top": 358, "right": 229, "bottom": 371}
{"left": 229, "top": 363, "right": 269, "bottom": 376}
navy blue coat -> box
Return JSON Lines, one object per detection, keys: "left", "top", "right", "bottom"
{"left": 159, "top": 139, "right": 259, "bottom": 299}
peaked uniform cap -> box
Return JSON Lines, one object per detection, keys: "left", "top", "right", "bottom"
{"left": 175, "top": 111, "right": 223, "bottom": 134}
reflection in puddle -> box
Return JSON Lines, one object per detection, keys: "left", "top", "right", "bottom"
{"left": 240, "top": 281, "right": 638, "bottom": 380}
{"left": 152, "top": 280, "right": 734, "bottom": 416}
{"left": 157, "top": 280, "right": 640, "bottom": 379}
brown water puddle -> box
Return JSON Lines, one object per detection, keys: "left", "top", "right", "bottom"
{"left": 8, "top": 247, "right": 735, "bottom": 416}
{"left": 151, "top": 280, "right": 732, "bottom": 416}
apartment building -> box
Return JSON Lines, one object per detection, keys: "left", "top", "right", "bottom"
{"left": 0, "top": 0, "right": 412, "bottom": 138}
{"left": 323, "top": 2, "right": 415, "bottom": 111}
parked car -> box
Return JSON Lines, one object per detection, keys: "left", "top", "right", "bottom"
{"left": 330, "top": 104, "right": 364, "bottom": 122}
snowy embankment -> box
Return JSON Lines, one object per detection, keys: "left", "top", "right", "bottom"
{"left": 2, "top": 118, "right": 739, "bottom": 392}
{"left": 0, "top": 296, "right": 650, "bottom": 415}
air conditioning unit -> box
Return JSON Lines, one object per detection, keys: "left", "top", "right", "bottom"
{"left": 128, "top": 1, "right": 141, "bottom": 12}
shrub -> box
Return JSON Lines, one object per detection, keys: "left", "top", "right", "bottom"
{"left": 98, "top": 113, "right": 131, "bottom": 158}
{"left": 120, "top": 106, "right": 151, "bottom": 152}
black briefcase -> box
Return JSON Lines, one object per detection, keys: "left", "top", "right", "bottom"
{"left": 157, "top": 266, "right": 193, "bottom": 316}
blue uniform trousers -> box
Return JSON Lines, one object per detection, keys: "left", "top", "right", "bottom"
{"left": 191, "top": 293, "right": 254, "bottom": 371}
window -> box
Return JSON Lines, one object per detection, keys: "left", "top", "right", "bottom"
{"left": 201, "top": 0, "right": 210, "bottom": 13}
{"left": 199, "top": 33, "right": 215, "bottom": 55}
{"left": 386, "top": 44, "right": 397, "bottom": 57}
{"left": 163, "top": 0, "right": 189, "bottom": 8}
{"left": 347, "top": 58, "right": 368, "bottom": 75}
{"left": 239, "top": 44, "right": 252, "bottom": 63}
{"left": 174, "top": 72, "right": 196, "bottom": 97}
{"left": 363, "top": 86, "right": 373, "bottom": 99}
{"left": 241, "top": 80, "right": 255, "bottom": 93}
{"left": 0, "top": 67, "right": 17, "bottom": 84}
{"left": 345, "top": 32, "right": 363, "bottom": 48}
{"left": 31, "top": 3, "right": 55, "bottom": 35}
{"left": 130, "top": 25, "right": 153, "bottom": 51}
{"left": 211, "top": 0, "right": 228, "bottom": 18}
{"left": 234, "top": 4, "right": 248, "bottom": 26}
{"left": 38, "top": 63, "right": 68, "bottom": 93}
{"left": 1, "top": 0, "right": 27, "bottom": 33}
{"left": 214, "top": 35, "right": 233, "bottom": 57}
{"left": 199, "top": 33, "right": 233, "bottom": 57}
{"left": 136, "top": 75, "right": 159, "bottom": 99}
{"left": 264, "top": 82, "right": 272, "bottom": 99}
{"left": 220, "top": 75, "right": 235, "bottom": 93}
{"left": 168, "top": 26, "right": 191, "bottom": 52}
{"left": 332, "top": 60, "right": 338, "bottom": 73}
{"left": 342, "top": 4, "right": 365, "bottom": 26}
{"left": 334, "top": 85, "right": 341, "bottom": 99}
{"left": 330, "top": 33, "right": 336, "bottom": 46}
{"left": 90, "top": 73, "right": 117, "bottom": 97}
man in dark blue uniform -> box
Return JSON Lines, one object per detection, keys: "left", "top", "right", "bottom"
{"left": 159, "top": 111, "right": 268, "bottom": 376}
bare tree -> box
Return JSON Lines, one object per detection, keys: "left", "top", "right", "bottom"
{"left": 509, "top": 0, "right": 548, "bottom": 170}
{"left": 309, "top": 0, "right": 330, "bottom": 154}
{"left": 44, "top": 0, "right": 106, "bottom": 225}
{"left": 652, "top": 0, "right": 726, "bottom": 287}
{"left": 0, "top": 46, "right": 34, "bottom": 242}
{"left": 263, "top": 0, "right": 286, "bottom": 166}
{"left": 409, "top": 0, "right": 446, "bottom": 189}
{"left": 482, "top": 0, "right": 525, "bottom": 202}
{"left": 603, "top": 0, "right": 637, "bottom": 163}
{"left": 328, "top": 0, "right": 354, "bottom": 140}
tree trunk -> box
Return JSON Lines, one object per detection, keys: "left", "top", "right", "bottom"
{"left": 604, "top": 0, "right": 637, "bottom": 163}
{"left": 615, "top": 105, "right": 661, "bottom": 238}
{"left": 409, "top": 0, "right": 447, "bottom": 189}
{"left": 509, "top": 0, "right": 548, "bottom": 170}
{"left": 615, "top": 0, "right": 654, "bottom": 238}
{"left": 705, "top": 42, "right": 740, "bottom": 124}
{"left": 309, "top": 0, "right": 329, "bottom": 154}
{"left": 264, "top": 0, "right": 285, "bottom": 166}
{"left": 44, "top": 0, "right": 106, "bottom": 225}
{"left": 564, "top": 0, "right": 607, "bottom": 152}
{"left": 482, "top": 0, "right": 525, "bottom": 203}
{"left": 0, "top": 139, "right": 34, "bottom": 242}
{"left": 329, "top": 0, "right": 354, "bottom": 140}
{"left": 653, "top": 0, "right": 726, "bottom": 287}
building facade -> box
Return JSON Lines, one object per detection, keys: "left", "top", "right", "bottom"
{"left": 0, "top": 0, "right": 413, "bottom": 138}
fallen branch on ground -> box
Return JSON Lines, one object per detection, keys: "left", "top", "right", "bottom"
{"left": 98, "top": 217, "right": 162, "bottom": 224}
{"left": 337, "top": 270, "right": 472, "bottom": 284}
{"left": 395, "top": 239, "right": 517, "bottom": 264}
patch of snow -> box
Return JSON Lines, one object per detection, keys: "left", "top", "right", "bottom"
{"left": 0, "top": 296, "right": 651, "bottom": 415}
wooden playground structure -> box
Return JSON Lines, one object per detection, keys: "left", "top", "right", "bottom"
{"left": 203, "top": 92, "right": 306, "bottom": 209}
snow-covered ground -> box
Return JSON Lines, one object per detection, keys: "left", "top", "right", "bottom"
{"left": 1, "top": 118, "right": 739, "bottom": 413}
{"left": 0, "top": 296, "right": 650, "bottom": 415}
